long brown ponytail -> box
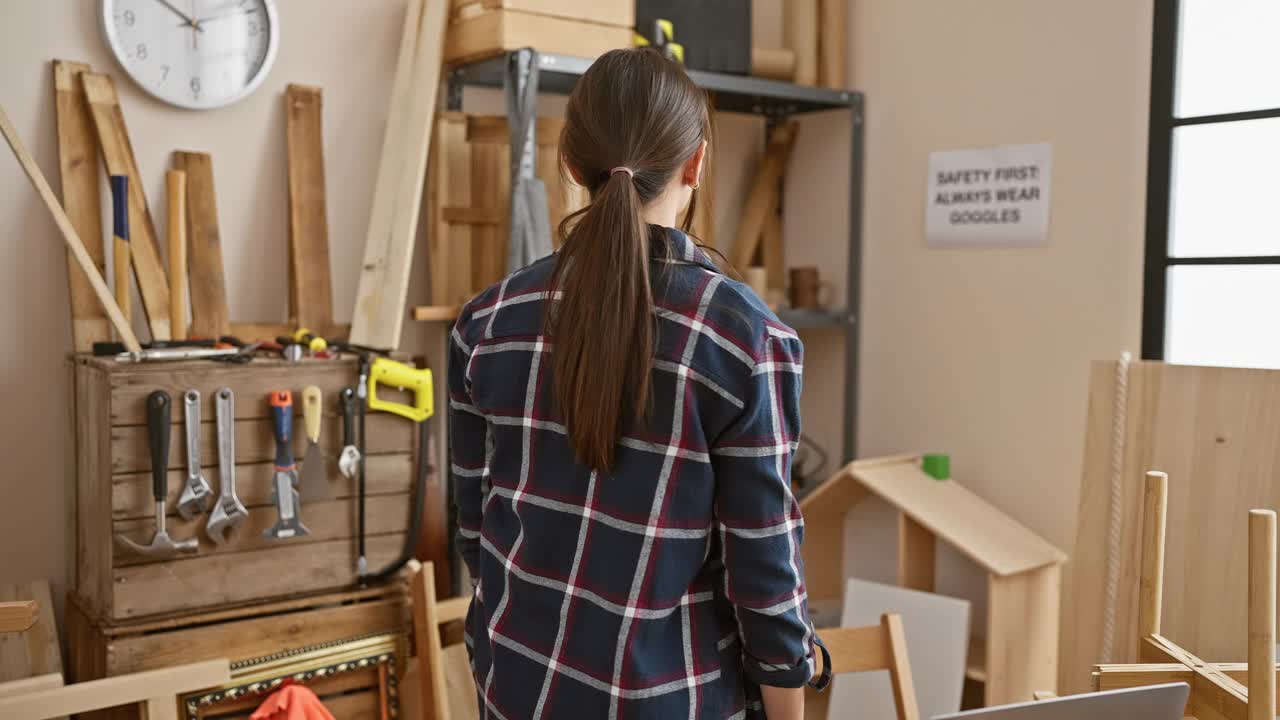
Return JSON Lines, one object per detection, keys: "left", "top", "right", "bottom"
{"left": 549, "top": 48, "right": 710, "bottom": 472}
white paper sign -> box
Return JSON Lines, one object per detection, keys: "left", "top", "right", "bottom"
{"left": 926, "top": 142, "right": 1052, "bottom": 247}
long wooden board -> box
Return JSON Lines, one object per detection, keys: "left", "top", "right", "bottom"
{"left": 1062, "top": 361, "right": 1280, "bottom": 694}
{"left": 444, "top": 10, "right": 633, "bottom": 65}
{"left": 172, "top": 151, "right": 231, "bottom": 338}
{"left": 350, "top": 0, "right": 447, "bottom": 350}
{"left": 729, "top": 122, "right": 797, "bottom": 272}
{"left": 80, "top": 73, "right": 172, "bottom": 340}
{"left": 285, "top": 84, "right": 334, "bottom": 334}
{"left": 52, "top": 60, "right": 110, "bottom": 351}
{"left": 112, "top": 533, "right": 406, "bottom": 618}
{"left": 112, "top": 454, "right": 412, "bottom": 521}
{"left": 819, "top": 0, "right": 847, "bottom": 88}
{"left": 109, "top": 413, "right": 413, "bottom": 473}
{"left": 430, "top": 114, "right": 471, "bottom": 306}
{"left": 787, "top": 0, "right": 819, "bottom": 86}
{"left": 450, "top": 0, "right": 632, "bottom": 26}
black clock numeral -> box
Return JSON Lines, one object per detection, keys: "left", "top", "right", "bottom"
{"left": 159, "top": 65, "right": 171, "bottom": 84}
{"left": 190, "top": 77, "right": 202, "bottom": 98}
{"left": 136, "top": 43, "right": 148, "bottom": 61}
{"left": 123, "top": 9, "right": 135, "bottom": 26}
{"left": 248, "top": 20, "right": 258, "bottom": 36}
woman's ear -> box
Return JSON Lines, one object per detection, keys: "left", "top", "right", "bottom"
{"left": 683, "top": 140, "right": 708, "bottom": 187}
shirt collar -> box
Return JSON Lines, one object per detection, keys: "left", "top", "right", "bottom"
{"left": 657, "top": 227, "right": 723, "bottom": 275}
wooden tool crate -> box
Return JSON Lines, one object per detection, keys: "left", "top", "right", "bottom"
{"left": 66, "top": 583, "right": 410, "bottom": 720}
{"left": 72, "top": 356, "right": 418, "bottom": 622}
{"left": 445, "top": 0, "right": 633, "bottom": 64}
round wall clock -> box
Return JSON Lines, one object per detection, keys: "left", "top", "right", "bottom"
{"left": 100, "top": 0, "right": 280, "bottom": 110}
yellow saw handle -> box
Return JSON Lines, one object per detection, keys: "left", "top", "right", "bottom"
{"left": 368, "top": 357, "right": 433, "bottom": 423}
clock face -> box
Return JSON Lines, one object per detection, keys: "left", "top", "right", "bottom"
{"left": 101, "top": 0, "right": 279, "bottom": 110}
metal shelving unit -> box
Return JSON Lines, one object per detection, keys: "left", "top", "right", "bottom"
{"left": 434, "top": 48, "right": 865, "bottom": 463}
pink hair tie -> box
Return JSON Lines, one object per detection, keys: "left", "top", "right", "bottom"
{"left": 610, "top": 166, "right": 635, "bottom": 179}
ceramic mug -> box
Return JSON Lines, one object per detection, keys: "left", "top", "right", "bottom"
{"left": 789, "top": 267, "right": 833, "bottom": 310}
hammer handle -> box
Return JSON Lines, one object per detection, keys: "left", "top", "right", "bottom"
{"left": 147, "top": 391, "right": 171, "bottom": 502}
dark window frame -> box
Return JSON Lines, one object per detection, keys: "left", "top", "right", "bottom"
{"left": 1142, "top": 0, "right": 1280, "bottom": 360}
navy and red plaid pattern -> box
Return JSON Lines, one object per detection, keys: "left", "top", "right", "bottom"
{"left": 450, "top": 228, "right": 828, "bottom": 719}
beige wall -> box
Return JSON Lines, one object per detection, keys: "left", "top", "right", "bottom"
{"left": 1, "top": 0, "right": 1153, "bottom": 630}
{"left": 837, "top": 0, "right": 1153, "bottom": 603}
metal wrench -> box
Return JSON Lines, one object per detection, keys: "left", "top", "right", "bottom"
{"left": 177, "top": 389, "right": 213, "bottom": 519}
{"left": 206, "top": 387, "right": 248, "bottom": 544}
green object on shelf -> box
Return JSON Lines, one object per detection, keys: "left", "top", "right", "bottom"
{"left": 922, "top": 454, "right": 950, "bottom": 481}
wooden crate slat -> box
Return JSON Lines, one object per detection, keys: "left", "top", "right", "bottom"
{"left": 76, "top": 364, "right": 115, "bottom": 621}
{"left": 113, "top": 493, "right": 410, "bottom": 567}
{"left": 111, "top": 454, "right": 412, "bottom": 521}
{"left": 105, "top": 359, "right": 361, "bottom": 426}
{"left": 109, "top": 413, "right": 413, "bottom": 473}
{"left": 111, "top": 534, "right": 407, "bottom": 619}
{"left": 199, "top": 668, "right": 379, "bottom": 719}
{"left": 450, "top": 0, "right": 633, "bottom": 27}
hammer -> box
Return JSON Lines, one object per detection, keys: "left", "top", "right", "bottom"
{"left": 117, "top": 391, "right": 199, "bottom": 558}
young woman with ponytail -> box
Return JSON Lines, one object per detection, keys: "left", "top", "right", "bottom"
{"left": 449, "top": 48, "right": 828, "bottom": 719}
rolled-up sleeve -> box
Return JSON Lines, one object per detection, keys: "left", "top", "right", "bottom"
{"left": 711, "top": 331, "right": 821, "bottom": 689}
{"left": 449, "top": 309, "right": 488, "bottom": 583}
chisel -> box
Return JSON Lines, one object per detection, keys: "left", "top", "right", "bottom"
{"left": 110, "top": 174, "right": 130, "bottom": 326}
{"left": 298, "top": 385, "right": 331, "bottom": 502}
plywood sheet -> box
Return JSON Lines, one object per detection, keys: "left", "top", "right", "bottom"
{"left": 827, "top": 578, "right": 969, "bottom": 720}
{"left": 1061, "top": 361, "right": 1280, "bottom": 694}
{"left": 851, "top": 458, "right": 1067, "bottom": 576}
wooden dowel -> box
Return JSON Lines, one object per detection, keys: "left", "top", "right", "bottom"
{"left": 1249, "top": 509, "right": 1276, "bottom": 720}
{"left": 167, "top": 170, "right": 187, "bottom": 340}
{"left": 0, "top": 104, "right": 141, "bottom": 352}
{"left": 1138, "top": 471, "right": 1168, "bottom": 643}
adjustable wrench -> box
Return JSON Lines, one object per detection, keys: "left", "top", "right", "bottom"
{"left": 177, "top": 389, "right": 214, "bottom": 519}
{"left": 206, "top": 387, "right": 248, "bottom": 544}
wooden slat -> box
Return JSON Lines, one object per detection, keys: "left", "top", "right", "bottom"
{"left": 822, "top": 624, "right": 890, "bottom": 674}
{"left": 167, "top": 170, "right": 188, "bottom": 340}
{"left": 285, "top": 85, "right": 334, "bottom": 334}
{"left": 443, "top": 206, "right": 501, "bottom": 225}
{"left": 0, "top": 602, "right": 37, "bottom": 635}
{"left": 411, "top": 305, "right": 461, "bottom": 323}
{"left": 787, "top": 0, "right": 819, "bottom": 85}
{"left": 112, "top": 454, "right": 411, "bottom": 521}
{"left": 1138, "top": 471, "right": 1168, "bottom": 641}
{"left": 0, "top": 673, "right": 63, "bottom": 700}
{"left": 430, "top": 115, "right": 470, "bottom": 306}
{"left": 350, "top": 0, "right": 448, "bottom": 350}
{"left": 0, "top": 582, "right": 60, "bottom": 685}
{"left": 884, "top": 613, "right": 922, "bottom": 720}
{"left": 444, "top": 10, "right": 633, "bottom": 65}
{"left": 53, "top": 60, "right": 110, "bottom": 351}
{"left": 109, "top": 413, "right": 413, "bottom": 473}
{"left": 896, "top": 514, "right": 935, "bottom": 592}
{"left": 1062, "top": 362, "right": 1280, "bottom": 694}
{"left": 443, "top": 643, "right": 480, "bottom": 720}
{"left": 985, "top": 565, "right": 1061, "bottom": 706}
{"left": 851, "top": 457, "right": 1067, "bottom": 576}
{"left": 1249, "top": 510, "right": 1276, "bottom": 720}
{"left": 114, "top": 493, "right": 410, "bottom": 567}
{"left": 819, "top": 0, "right": 847, "bottom": 88}
{"left": 106, "top": 358, "right": 361, "bottom": 425}
{"left": 0, "top": 660, "right": 229, "bottom": 719}
{"left": 465, "top": 115, "right": 563, "bottom": 146}
{"left": 80, "top": 72, "right": 171, "bottom": 340}
{"left": 412, "top": 565, "right": 449, "bottom": 720}
{"left": 75, "top": 363, "right": 115, "bottom": 621}
{"left": 111, "top": 533, "right": 407, "bottom": 619}
{"left": 798, "top": 467, "right": 870, "bottom": 605}
{"left": 172, "top": 152, "right": 231, "bottom": 338}
{"left": 469, "top": 140, "right": 507, "bottom": 291}
{"left": 729, "top": 123, "right": 797, "bottom": 272}
{"left": 761, "top": 195, "right": 784, "bottom": 291}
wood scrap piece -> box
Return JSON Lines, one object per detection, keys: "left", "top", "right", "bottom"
{"left": 285, "top": 84, "right": 334, "bottom": 335}
{"left": 80, "top": 72, "right": 172, "bottom": 341}
{"left": 0, "top": 105, "right": 142, "bottom": 352}
{"left": 819, "top": 0, "right": 847, "bottom": 88}
{"left": 52, "top": 60, "right": 109, "bottom": 352}
{"left": 729, "top": 122, "right": 798, "bottom": 272}
{"left": 761, "top": 194, "right": 784, "bottom": 291}
{"left": 0, "top": 582, "right": 62, "bottom": 682}
{"left": 787, "top": 0, "right": 819, "bottom": 86}
{"left": 752, "top": 47, "right": 796, "bottom": 82}
{"left": 172, "top": 151, "right": 230, "bottom": 338}
{"left": 429, "top": 113, "right": 471, "bottom": 306}
{"left": 469, "top": 140, "right": 508, "bottom": 293}
{"left": 350, "top": 0, "right": 448, "bottom": 350}
{"left": 0, "top": 603, "right": 36, "bottom": 634}
{"left": 166, "top": 170, "right": 187, "bottom": 339}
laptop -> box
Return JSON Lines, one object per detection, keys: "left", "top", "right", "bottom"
{"left": 931, "top": 683, "right": 1189, "bottom": 720}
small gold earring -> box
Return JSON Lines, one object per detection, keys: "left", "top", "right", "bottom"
{"left": 691, "top": 181, "right": 700, "bottom": 190}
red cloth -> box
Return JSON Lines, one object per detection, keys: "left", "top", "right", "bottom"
{"left": 249, "top": 684, "right": 336, "bottom": 720}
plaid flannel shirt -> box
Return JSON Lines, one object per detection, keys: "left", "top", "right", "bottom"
{"left": 450, "top": 228, "right": 829, "bottom": 719}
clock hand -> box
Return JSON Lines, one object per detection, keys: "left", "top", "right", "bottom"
{"left": 154, "top": 0, "right": 203, "bottom": 30}
{"left": 193, "top": 7, "right": 258, "bottom": 25}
